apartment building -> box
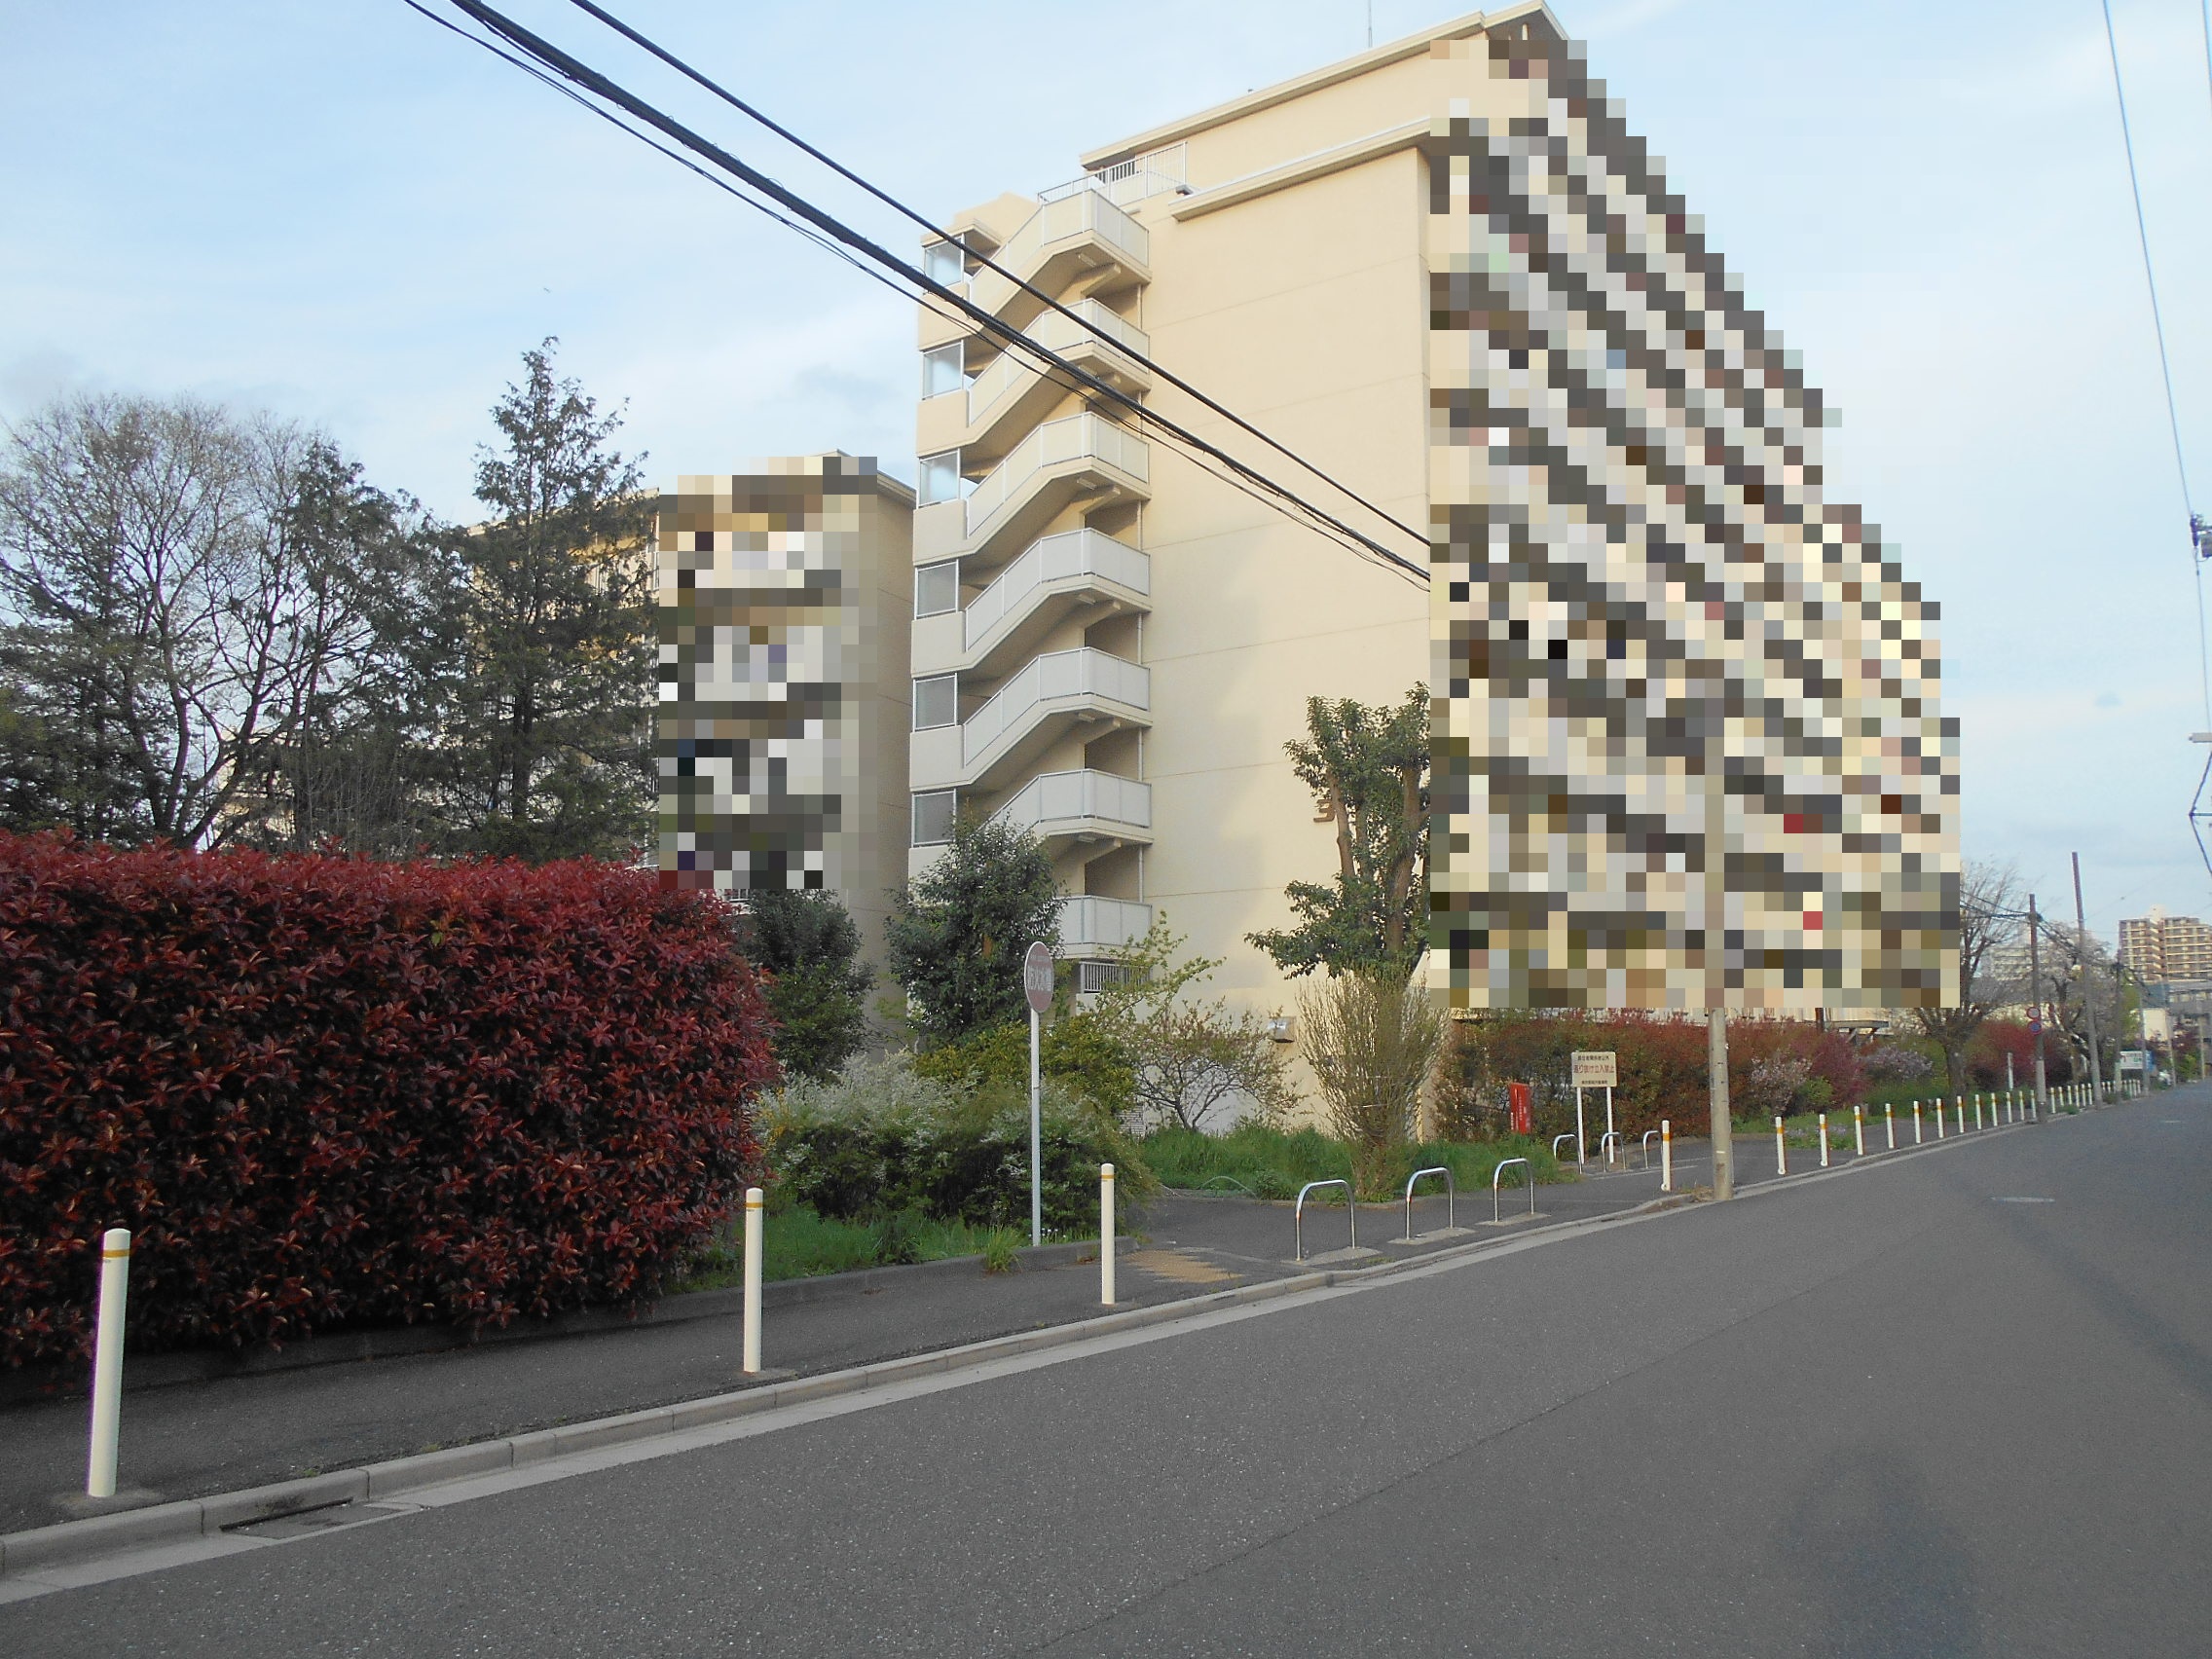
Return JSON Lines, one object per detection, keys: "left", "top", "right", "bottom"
{"left": 657, "top": 455, "right": 913, "bottom": 964}
{"left": 909, "top": 4, "right": 1955, "bottom": 1014}
{"left": 2120, "top": 907, "right": 2212, "bottom": 986}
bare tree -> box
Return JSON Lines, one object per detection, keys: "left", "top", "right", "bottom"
{"left": 1298, "top": 968, "right": 1442, "bottom": 1170}
{"left": 1912, "top": 858, "right": 2023, "bottom": 1089}
{"left": 1088, "top": 919, "right": 1299, "bottom": 1132}
{"left": 0, "top": 394, "right": 412, "bottom": 848}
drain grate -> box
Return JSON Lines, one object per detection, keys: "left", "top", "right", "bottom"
{"left": 223, "top": 1500, "right": 415, "bottom": 1539}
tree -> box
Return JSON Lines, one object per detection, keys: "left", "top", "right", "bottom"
{"left": 1247, "top": 683, "right": 1429, "bottom": 981}
{"left": 1912, "top": 859, "right": 2022, "bottom": 1089}
{"left": 2044, "top": 920, "right": 2125, "bottom": 1081}
{"left": 738, "top": 887, "right": 873, "bottom": 1083}
{"left": 885, "top": 813, "right": 1060, "bottom": 1045}
{"left": 425, "top": 340, "right": 654, "bottom": 861}
{"left": 0, "top": 394, "right": 414, "bottom": 848}
{"left": 1088, "top": 919, "right": 1298, "bottom": 1131}
{"left": 1297, "top": 967, "right": 1442, "bottom": 1167}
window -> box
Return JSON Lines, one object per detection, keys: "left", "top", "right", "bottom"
{"left": 922, "top": 345, "right": 965, "bottom": 399}
{"left": 912, "top": 674, "right": 957, "bottom": 730}
{"left": 914, "top": 562, "right": 960, "bottom": 618}
{"left": 923, "top": 240, "right": 967, "bottom": 286}
{"left": 917, "top": 450, "right": 963, "bottom": 506}
{"left": 911, "top": 790, "right": 958, "bottom": 846}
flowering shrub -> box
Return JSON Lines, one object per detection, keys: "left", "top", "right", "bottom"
{"left": 0, "top": 833, "right": 775, "bottom": 1367}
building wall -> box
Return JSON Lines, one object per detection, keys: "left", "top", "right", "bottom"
{"left": 2120, "top": 908, "right": 2212, "bottom": 984}
{"left": 657, "top": 455, "right": 912, "bottom": 966}
{"left": 914, "top": 3, "right": 1955, "bottom": 1020}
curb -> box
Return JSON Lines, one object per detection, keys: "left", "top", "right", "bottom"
{"left": 0, "top": 1116, "right": 2065, "bottom": 1583}
{"left": 1, "top": 1235, "right": 1139, "bottom": 1408}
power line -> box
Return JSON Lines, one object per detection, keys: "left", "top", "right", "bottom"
{"left": 2101, "top": 0, "right": 2208, "bottom": 727}
{"left": 557, "top": 0, "right": 1432, "bottom": 557}
{"left": 411, "top": 0, "right": 1430, "bottom": 587}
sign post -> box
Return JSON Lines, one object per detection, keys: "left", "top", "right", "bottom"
{"left": 1571, "top": 1051, "right": 1616, "bottom": 1165}
{"left": 1022, "top": 941, "right": 1054, "bottom": 1247}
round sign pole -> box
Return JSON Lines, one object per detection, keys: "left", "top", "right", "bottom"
{"left": 1023, "top": 941, "right": 1053, "bottom": 1247}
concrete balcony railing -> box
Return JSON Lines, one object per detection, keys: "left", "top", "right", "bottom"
{"left": 1057, "top": 895, "right": 1155, "bottom": 956}
{"left": 993, "top": 768, "right": 1152, "bottom": 849}
{"left": 947, "top": 412, "right": 1148, "bottom": 567}
{"left": 968, "top": 188, "right": 1150, "bottom": 327}
{"left": 958, "top": 528, "right": 1148, "bottom": 665}
{"left": 936, "top": 302, "right": 1150, "bottom": 459}
{"left": 960, "top": 645, "right": 1147, "bottom": 782}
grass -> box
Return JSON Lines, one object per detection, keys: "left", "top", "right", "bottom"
{"left": 1141, "top": 1123, "right": 1568, "bottom": 1203}
{"left": 668, "top": 1204, "right": 1088, "bottom": 1293}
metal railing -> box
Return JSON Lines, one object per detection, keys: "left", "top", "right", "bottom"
{"left": 1552, "top": 1133, "right": 1579, "bottom": 1162}
{"left": 993, "top": 769, "right": 1152, "bottom": 840}
{"left": 962, "top": 301, "right": 1149, "bottom": 426}
{"left": 960, "top": 646, "right": 1149, "bottom": 769}
{"left": 1294, "top": 1178, "right": 1353, "bottom": 1263}
{"left": 1641, "top": 1128, "right": 1660, "bottom": 1170}
{"left": 1403, "top": 1166, "right": 1455, "bottom": 1240}
{"left": 1599, "top": 1131, "right": 1622, "bottom": 1165}
{"left": 961, "top": 529, "right": 1148, "bottom": 655}
{"left": 969, "top": 188, "right": 1150, "bottom": 314}
{"left": 962, "top": 413, "right": 1150, "bottom": 541}
{"left": 1492, "top": 1158, "right": 1535, "bottom": 1225}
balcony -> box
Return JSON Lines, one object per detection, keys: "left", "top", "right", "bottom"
{"left": 917, "top": 413, "right": 1148, "bottom": 566}
{"left": 993, "top": 768, "right": 1152, "bottom": 852}
{"left": 911, "top": 645, "right": 1149, "bottom": 791}
{"left": 920, "top": 301, "right": 1151, "bottom": 461}
{"left": 910, "top": 529, "right": 1148, "bottom": 677}
{"left": 1057, "top": 895, "right": 1154, "bottom": 957}
{"left": 967, "top": 188, "right": 1150, "bottom": 328}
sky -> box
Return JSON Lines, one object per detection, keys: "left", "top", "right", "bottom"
{"left": 4, "top": 0, "right": 2211, "bottom": 942}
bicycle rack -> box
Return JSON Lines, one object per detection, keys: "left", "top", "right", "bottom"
{"left": 1201, "top": 1174, "right": 1257, "bottom": 1197}
{"left": 1599, "top": 1131, "right": 1623, "bottom": 1165}
{"left": 1294, "top": 1179, "right": 1353, "bottom": 1263}
{"left": 1641, "top": 1128, "right": 1660, "bottom": 1169}
{"left": 1552, "top": 1132, "right": 1579, "bottom": 1162}
{"left": 1403, "top": 1165, "right": 1456, "bottom": 1240}
{"left": 1492, "top": 1158, "right": 1535, "bottom": 1224}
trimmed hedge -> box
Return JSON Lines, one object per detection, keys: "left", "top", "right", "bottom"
{"left": 0, "top": 834, "right": 775, "bottom": 1367}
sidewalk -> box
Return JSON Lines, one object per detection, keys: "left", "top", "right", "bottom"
{"left": 0, "top": 1140, "right": 1841, "bottom": 1536}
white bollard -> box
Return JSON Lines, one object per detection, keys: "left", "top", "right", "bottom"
{"left": 86, "top": 1227, "right": 131, "bottom": 1499}
{"left": 1936, "top": 1097, "right": 1946, "bottom": 1139}
{"left": 1776, "top": 1115, "right": 1788, "bottom": 1175}
{"left": 1854, "top": 1105, "right": 1865, "bottom": 1158}
{"left": 1913, "top": 1100, "right": 1924, "bottom": 1144}
{"left": 741, "top": 1187, "right": 764, "bottom": 1376}
{"left": 1819, "top": 1113, "right": 1830, "bottom": 1168}
{"left": 1100, "top": 1163, "right": 1117, "bottom": 1307}
{"left": 1660, "top": 1119, "right": 1673, "bottom": 1193}
{"left": 1956, "top": 1097, "right": 1966, "bottom": 1136}
{"left": 1886, "top": 1102, "right": 1896, "bottom": 1151}
{"left": 1973, "top": 1094, "right": 1983, "bottom": 1131}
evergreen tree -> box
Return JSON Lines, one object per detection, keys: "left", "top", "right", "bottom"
{"left": 426, "top": 340, "right": 654, "bottom": 861}
{"left": 740, "top": 887, "right": 874, "bottom": 1082}
{"left": 885, "top": 814, "right": 1060, "bottom": 1045}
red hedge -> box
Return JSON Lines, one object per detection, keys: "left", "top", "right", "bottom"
{"left": 0, "top": 834, "right": 776, "bottom": 1368}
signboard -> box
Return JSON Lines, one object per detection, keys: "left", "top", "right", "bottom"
{"left": 1570, "top": 1051, "right": 1617, "bottom": 1089}
{"left": 1022, "top": 941, "right": 1054, "bottom": 1015}
{"left": 1507, "top": 1082, "right": 1533, "bottom": 1137}
{"left": 2118, "top": 1050, "right": 2149, "bottom": 1074}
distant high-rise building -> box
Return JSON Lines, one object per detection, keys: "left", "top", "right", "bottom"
{"left": 2119, "top": 906, "right": 2212, "bottom": 985}
{"left": 909, "top": 4, "right": 1955, "bottom": 1014}
{"left": 656, "top": 455, "right": 912, "bottom": 965}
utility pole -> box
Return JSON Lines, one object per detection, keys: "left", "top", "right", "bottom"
{"left": 2073, "top": 852, "right": 2104, "bottom": 1105}
{"left": 1709, "top": 1009, "right": 1733, "bottom": 1198}
{"left": 2028, "top": 893, "right": 2049, "bottom": 1116}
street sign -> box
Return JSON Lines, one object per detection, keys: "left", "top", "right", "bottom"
{"left": 1570, "top": 1051, "right": 1617, "bottom": 1089}
{"left": 2118, "top": 1050, "right": 2149, "bottom": 1074}
{"left": 1022, "top": 941, "right": 1054, "bottom": 1014}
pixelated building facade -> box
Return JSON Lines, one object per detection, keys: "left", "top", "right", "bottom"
{"left": 656, "top": 456, "right": 913, "bottom": 961}
{"left": 1425, "top": 16, "right": 1956, "bottom": 1012}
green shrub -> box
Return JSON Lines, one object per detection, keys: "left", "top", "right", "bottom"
{"left": 912, "top": 1014, "right": 1135, "bottom": 1120}
{"left": 1141, "top": 1123, "right": 1565, "bottom": 1202}
{"left": 981, "top": 1229, "right": 1022, "bottom": 1274}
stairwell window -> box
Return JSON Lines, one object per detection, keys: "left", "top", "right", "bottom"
{"left": 914, "top": 561, "right": 959, "bottom": 618}
{"left": 923, "top": 239, "right": 967, "bottom": 286}
{"left": 918, "top": 450, "right": 963, "bottom": 506}
{"left": 910, "top": 790, "right": 958, "bottom": 846}
{"left": 921, "top": 344, "right": 965, "bottom": 399}
{"left": 912, "top": 673, "right": 958, "bottom": 730}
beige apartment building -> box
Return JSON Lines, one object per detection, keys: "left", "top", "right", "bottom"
{"left": 2119, "top": 907, "right": 2212, "bottom": 986}
{"left": 908, "top": 3, "right": 1953, "bottom": 1016}
{"left": 657, "top": 455, "right": 913, "bottom": 966}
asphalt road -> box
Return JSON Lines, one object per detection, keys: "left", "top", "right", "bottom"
{"left": 7, "top": 1088, "right": 2205, "bottom": 1656}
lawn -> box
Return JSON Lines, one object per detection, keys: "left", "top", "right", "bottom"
{"left": 1141, "top": 1123, "right": 1570, "bottom": 1202}
{"left": 669, "top": 1204, "right": 1044, "bottom": 1292}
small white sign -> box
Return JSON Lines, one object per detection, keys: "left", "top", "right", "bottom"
{"left": 1022, "top": 941, "right": 1055, "bottom": 1014}
{"left": 1570, "top": 1051, "right": 1618, "bottom": 1088}
{"left": 2118, "top": 1050, "right": 2149, "bottom": 1073}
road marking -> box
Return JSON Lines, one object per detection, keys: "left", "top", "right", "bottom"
{"left": 1991, "top": 1197, "right": 2055, "bottom": 1203}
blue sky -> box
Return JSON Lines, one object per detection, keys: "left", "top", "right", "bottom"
{"left": 5, "top": 0, "right": 2211, "bottom": 940}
